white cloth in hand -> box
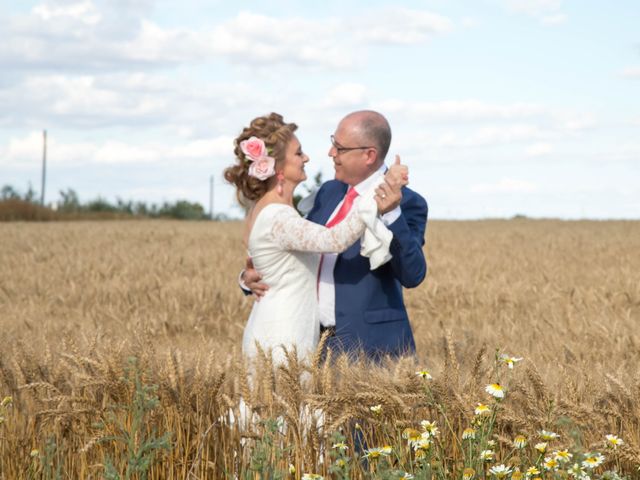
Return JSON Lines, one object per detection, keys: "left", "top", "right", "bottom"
{"left": 356, "top": 184, "right": 393, "bottom": 270}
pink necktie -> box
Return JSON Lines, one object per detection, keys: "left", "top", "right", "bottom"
{"left": 317, "top": 187, "right": 359, "bottom": 295}
{"left": 326, "top": 187, "right": 358, "bottom": 228}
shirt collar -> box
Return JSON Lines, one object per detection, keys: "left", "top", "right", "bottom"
{"left": 352, "top": 164, "right": 386, "bottom": 196}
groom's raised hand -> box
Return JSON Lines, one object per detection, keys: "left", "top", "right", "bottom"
{"left": 241, "top": 257, "right": 269, "bottom": 300}
{"left": 376, "top": 154, "right": 409, "bottom": 214}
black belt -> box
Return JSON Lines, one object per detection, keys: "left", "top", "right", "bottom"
{"left": 320, "top": 325, "right": 336, "bottom": 336}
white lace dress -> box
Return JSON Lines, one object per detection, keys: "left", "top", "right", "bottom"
{"left": 242, "top": 202, "right": 367, "bottom": 363}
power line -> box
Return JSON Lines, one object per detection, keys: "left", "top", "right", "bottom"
{"left": 209, "top": 175, "right": 214, "bottom": 220}
{"left": 40, "top": 130, "right": 47, "bottom": 205}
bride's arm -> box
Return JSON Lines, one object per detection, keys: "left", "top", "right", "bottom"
{"left": 270, "top": 205, "right": 366, "bottom": 253}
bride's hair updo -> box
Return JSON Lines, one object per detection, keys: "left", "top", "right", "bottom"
{"left": 224, "top": 112, "right": 298, "bottom": 206}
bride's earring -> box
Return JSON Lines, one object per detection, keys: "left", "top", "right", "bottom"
{"left": 276, "top": 172, "right": 284, "bottom": 195}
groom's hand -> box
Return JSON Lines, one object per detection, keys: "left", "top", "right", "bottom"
{"left": 242, "top": 258, "right": 269, "bottom": 300}
{"left": 376, "top": 155, "right": 408, "bottom": 214}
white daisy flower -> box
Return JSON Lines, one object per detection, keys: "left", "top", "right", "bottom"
{"left": 475, "top": 403, "right": 491, "bottom": 416}
{"left": 489, "top": 464, "right": 512, "bottom": 478}
{"left": 513, "top": 435, "right": 527, "bottom": 448}
{"left": 605, "top": 434, "right": 624, "bottom": 449}
{"left": 525, "top": 466, "right": 540, "bottom": 477}
{"left": 567, "top": 463, "right": 586, "bottom": 478}
{"left": 412, "top": 437, "right": 431, "bottom": 451}
{"left": 500, "top": 354, "right": 523, "bottom": 369}
{"left": 534, "top": 442, "right": 548, "bottom": 453}
{"left": 553, "top": 449, "right": 573, "bottom": 463}
{"left": 543, "top": 457, "right": 559, "bottom": 471}
{"left": 363, "top": 446, "right": 392, "bottom": 459}
{"left": 485, "top": 383, "right": 505, "bottom": 399}
{"left": 480, "top": 449, "right": 495, "bottom": 461}
{"left": 462, "top": 428, "right": 476, "bottom": 440}
{"left": 539, "top": 430, "right": 559, "bottom": 441}
{"left": 582, "top": 453, "right": 605, "bottom": 469}
{"left": 420, "top": 420, "right": 439, "bottom": 437}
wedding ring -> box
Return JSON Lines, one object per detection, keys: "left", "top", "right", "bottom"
{"left": 381, "top": 193, "right": 387, "bottom": 199}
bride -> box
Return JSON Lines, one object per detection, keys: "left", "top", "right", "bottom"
{"left": 224, "top": 113, "right": 408, "bottom": 364}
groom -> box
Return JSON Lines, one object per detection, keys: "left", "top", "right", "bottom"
{"left": 243, "top": 110, "right": 428, "bottom": 358}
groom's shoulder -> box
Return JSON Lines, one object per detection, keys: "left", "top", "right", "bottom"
{"left": 318, "top": 179, "right": 347, "bottom": 196}
{"left": 401, "top": 186, "right": 428, "bottom": 212}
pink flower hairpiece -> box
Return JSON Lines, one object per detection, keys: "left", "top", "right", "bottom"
{"left": 240, "top": 136, "right": 276, "bottom": 181}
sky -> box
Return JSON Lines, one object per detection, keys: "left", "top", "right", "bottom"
{"left": 1, "top": 0, "right": 638, "bottom": 219}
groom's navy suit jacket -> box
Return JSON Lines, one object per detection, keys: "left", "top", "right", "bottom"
{"left": 307, "top": 179, "right": 428, "bottom": 358}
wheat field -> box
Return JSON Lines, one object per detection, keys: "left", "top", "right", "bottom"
{"left": 1, "top": 219, "right": 639, "bottom": 479}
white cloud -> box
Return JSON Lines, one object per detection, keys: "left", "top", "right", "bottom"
{"left": 600, "top": 143, "right": 640, "bottom": 162}
{"left": 621, "top": 66, "right": 640, "bottom": 78}
{"left": 376, "top": 99, "right": 547, "bottom": 122}
{"left": 375, "top": 99, "right": 595, "bottom": 150}
{"left": 0, "top": 72, "right": 270, "bottom": 130}
{"left": 0, "top": 12, "right": 210, "bottom": 72}
{"left": 524, "top": 142, "right": 553, "bottom": 157}
{"left": 504, "top": 0, "right": 563, "bottom": 16}
{"left": 32, "top": 1, "right": 101, "bottom": 24}
{"left": 461, "top": 17, "right": 480, "bottom": 29}
{"left": 462, "top": 124, "right": 548, "bottom": 146}
{"left": 93, "top": 142, "right": 158, "bottom": 164}
{"left": 167, "top": 137, "right": 231, "bottom": 161}
{"left": 210, "top": 12, "right": 350, "bottom": 68}
{"left": 0, "top": 4, "right": 454, "bottom": 75}
{"left": 541, "top": 13, "right": 567, "bottom": 25}
{"left": 354, "top": 8, "right": 452, "bottom": 44}
{"left": 503, "top": 0, "right": 566, "bottom": 24}
{"left": 471, "top": 177, "right": 538, "bottom": 193}
{"left": 0, "top": 74, "right": 168, "bottom": 128}
{"left": 394, "top": 124, "right": 550, "bottom": 152}
{"left": 559, "top": 114, "right": 597, "bottom": 131}
{"left": 210, "top": 8, "right": 453, "bottom": 69}
{"left": 127, "top": 20, "right": 212, "bottom": 64}
{"left": 2, "top": 131, "right": 48, "bottom": 167}
{"left": 0, "top": 131, "right": 232, "bottom": 167}
{"left": 321, "top": 83, "right": 368, "bottom": 109}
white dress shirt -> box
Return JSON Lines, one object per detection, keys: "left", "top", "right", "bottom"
{"left": 317, "top": 165, "right": 401, "bottom": 327}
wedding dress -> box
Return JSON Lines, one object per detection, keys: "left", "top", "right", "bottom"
{"left": 242, "top": 200, "right": 369, "bottom": 364}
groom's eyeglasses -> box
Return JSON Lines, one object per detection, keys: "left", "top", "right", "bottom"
{"left": 330, "top": 135, "right": 376, "bottom": 154}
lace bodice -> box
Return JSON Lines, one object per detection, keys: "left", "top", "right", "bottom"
{"left": 269, "top": 203, "right": 365, "bottom": 253}
{"left": 242, "top": 201, "right": 367, "bottom": 364}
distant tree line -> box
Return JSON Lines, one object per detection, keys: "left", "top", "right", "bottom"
{"left": 1, "top": 172, "right": 323, "bottom": 222}
{"left": 0, "top": 183, "right": 230, "bottom": 221}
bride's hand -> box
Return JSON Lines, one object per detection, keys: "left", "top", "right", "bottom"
{"left": 376, "top": 155, "right": 408, "bottom": 214}
{"left": 386, "top": 156, "right": 409, "bottom": 186}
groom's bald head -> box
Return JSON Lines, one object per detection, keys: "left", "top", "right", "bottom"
{"left": 343, "top": 110, "right": 392, "bottom": 164}
{"left": 329, "top": 110, "right": 392, "bottom": 186}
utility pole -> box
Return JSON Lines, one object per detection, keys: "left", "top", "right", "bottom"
{"left": 41, "top": 130, "right": 47, "bottom": 205}
{"left": 209, "top": 175, "right": 214, "bottom": 220}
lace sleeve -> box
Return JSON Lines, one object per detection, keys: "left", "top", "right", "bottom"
{"left": 270, "top": 205, "right": 365, "bottom": 253}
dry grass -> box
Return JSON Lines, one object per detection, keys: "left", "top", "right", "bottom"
{"left": 1, "top": 219, "right": 639, "bottom": 478}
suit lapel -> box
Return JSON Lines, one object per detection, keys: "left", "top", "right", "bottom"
{"left": 316, "top": 183, "right": 349, "bottom": 225}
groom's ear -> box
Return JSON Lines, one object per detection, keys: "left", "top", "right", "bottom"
{"left": 364, "top": 147, "right": 378, "bottom": 166}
